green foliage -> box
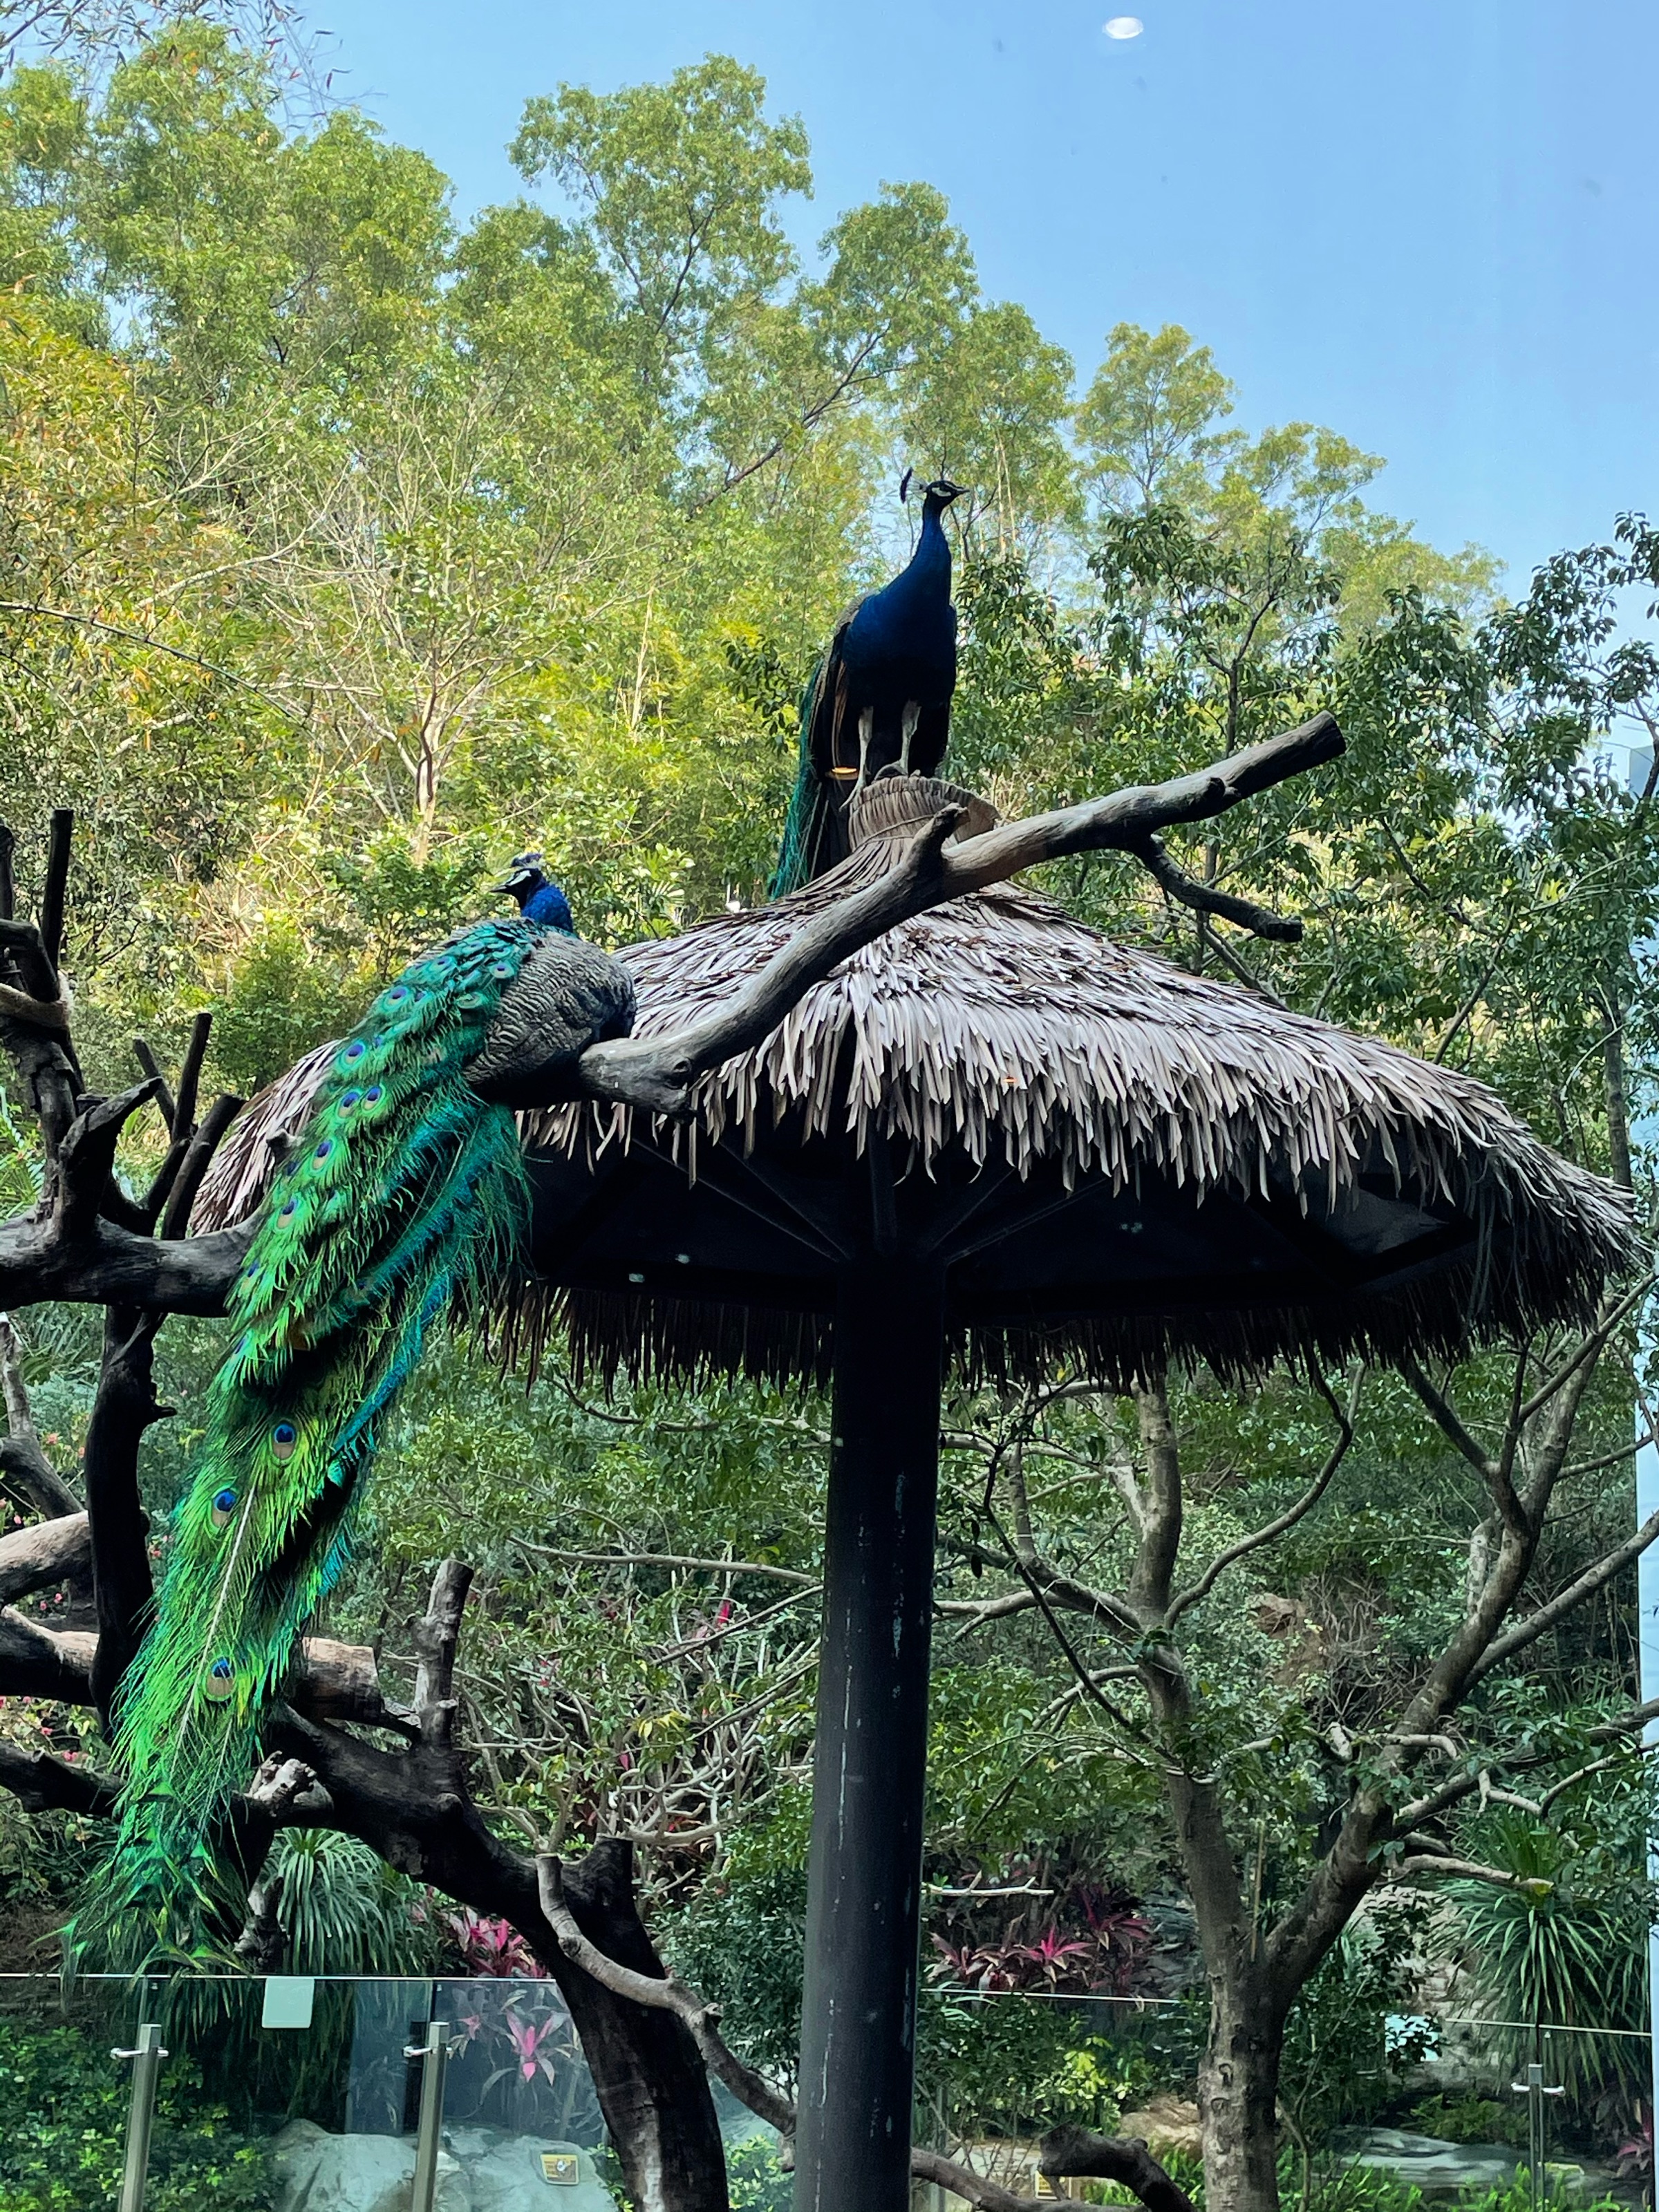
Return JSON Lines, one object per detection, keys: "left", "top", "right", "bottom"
{"left": 666, "top": 1857, "right": 807, "bottom": 2081}
{"left": 1437, "top": 1812, "right": 1651, "bottom": 2103}
{"left": 0, "top": 2016, "right": 274, "bottom": 2209}
{"left": 724, "top": 2137, "right": 792, "bottom": 2212}
{"left": 1409, "top": 2094, "right": 1530, "bottom": 2149}
{"left": 1281, "top": 1906, "right": 1434, "bottom": 2143}
{"left": 268, "top": 1828, "right": 440, "bottom": 1976}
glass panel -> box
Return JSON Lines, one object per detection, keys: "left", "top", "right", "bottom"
{"left": 0, "top": 1974, "right": 624, "bottom": 2209}
{"left": 923, "top": 1996, "right": 1654, "bottom": 2206}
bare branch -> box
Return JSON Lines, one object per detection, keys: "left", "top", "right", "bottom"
{"left": 1040, "top": 2128, "right": 1199, "bottom": 2212}
{"left": 0, "top": 1210, "right": 252, "bottom": 1314}
{"left": 0, "top": 1509, "right": 89, "bottom": 1604}
{"left": 39, "top": 807, "right": 71, "bottom": 977}
{"left": 0, "top": 1739, "right": 117, "bottom": 1817}
{"left": 158, "top": 1092, "right": 243, "bottom": 1239}
{"left": 1168, "top": 1369, "right": 1356, "bottom": 1623}
{"left": 1396, "top": 1854, "right": 1552, "bottom": 1893}
{"left": 1132, "top": 832, "right": 1302, "bottom": 941}
{"left": 517, "top": 1541, "right": 817, "bottom": 1586}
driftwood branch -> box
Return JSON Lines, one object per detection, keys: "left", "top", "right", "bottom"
{"left": 537, "top": 1853, "right": 797, "bottom": 2135}
{"left": 536, "top": 1850, "right": 1190, "bottom": 2212}
{"left": 83, "top": 1307, "right": 166, "bottom": 1721}
{"left": 1039, "top": 2127, "right": 1199, "bottom": 2212}
{"left": 1132, "top": 832, "right": 1302, "bottom": 941}
{"left": 0, "top": 1508, "right": 89, "bottom": 1604}
{"left": 0, "top": 1738, "right": 117, "bottom": 1817}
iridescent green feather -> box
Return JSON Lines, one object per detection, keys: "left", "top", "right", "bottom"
{"left": 96, "top": 918, "right": 548, "bottom": 1956}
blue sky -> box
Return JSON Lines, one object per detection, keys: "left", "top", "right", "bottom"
{"left": 311, "top": 0, "right": 1656, "bottom": 588}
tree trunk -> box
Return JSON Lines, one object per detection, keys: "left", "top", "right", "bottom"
{"left": 1199, "top": 1972, "right": 1284, "bottom": 2212}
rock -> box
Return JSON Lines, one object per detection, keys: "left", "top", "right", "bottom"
{"left": 466, "top": 2135, "right": 617, "bottom": 2209}
{"left": 1336, "top": 2127, "right": 1520, "bottom": 2198}
{"left": 270, "top": 2120, "right": 472, "bottom": 2211}
{"left": 1118, "top": 2096, "right": 1205, "bottom": 2159}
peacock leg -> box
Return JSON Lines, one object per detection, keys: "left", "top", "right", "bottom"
{"left": 899, "top": 700, "right": 920, "bottom": 773}
{"left": 854, "top": 707, "right": 874, "bottom": 792}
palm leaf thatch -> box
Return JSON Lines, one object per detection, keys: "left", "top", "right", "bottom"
{"left": 197, "top": 778, "right": 1636, "bottom": 1394}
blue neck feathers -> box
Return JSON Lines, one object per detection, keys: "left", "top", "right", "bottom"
{"left": 523, "top": 881, "right": 575, "bottom": 932}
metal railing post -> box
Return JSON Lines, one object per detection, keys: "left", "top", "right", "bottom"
{"left": 112, "top": 2022, "right": 168, "bottom": 2212}
{"left": 404, "top": 2019, "right": 452, "bottom": 2212}
{"left": 1510, "top": 2057, "right": 1566, "bottom": 2212}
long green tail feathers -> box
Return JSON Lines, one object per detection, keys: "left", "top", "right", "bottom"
{"left": 95, "top": 919, "right": 543, "bottom": 1960}
{"left": 769, "top": 662, "right": 830, "bottom": 900}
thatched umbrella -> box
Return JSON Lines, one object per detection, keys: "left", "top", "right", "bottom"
{"left": 200, "top": 771, "right": 1632, "bottom": 2212}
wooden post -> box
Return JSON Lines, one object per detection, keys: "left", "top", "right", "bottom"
{"left": 794, "top": 1248, "right": 944, "bottom": 2212}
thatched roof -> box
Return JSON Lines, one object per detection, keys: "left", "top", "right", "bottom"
{"left": 197, "top": 777, "right": 1636, "bottom": 1391}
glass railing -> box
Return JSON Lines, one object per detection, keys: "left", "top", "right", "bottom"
{"left": 0, "top": 1971, "right": 624, "bottom": 2209}
{"left": 2, "top": 1973, "right": 1647, "bottom": 2211}
{"left": 916, "top": 1994, "right": 1652, "bottom": 2209}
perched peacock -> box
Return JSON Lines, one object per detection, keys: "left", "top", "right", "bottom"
{"left": 772, "top": 473, "right": 965, "bottom": 896}
{"left": 102, "top": 857, "right": 634, "bottom": 1948}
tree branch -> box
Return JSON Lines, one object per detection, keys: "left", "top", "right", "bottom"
{"left": 536, "top": 1853, "right": 796, "bottom": 2136}
{"left": 571, "top": 713, "right": 1344, "bottom": 1116}
{"left": 1132, "top": 833, "right": 1302, "bottom": 941}
{"left": 1168, "top": 1369, "right": 1356, "bottom": 1623}
{"left": 1467, "top": 1507, "right": 1659, "bottom": 1688}
{"left": 517, "top": 1541, "right": 818, "bottom": 1586}
{"left": 0, "top": 1509, "right": 89, "bottom": 1604}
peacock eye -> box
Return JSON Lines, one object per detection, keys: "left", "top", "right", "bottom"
{"left": 281, "top": 1200, "right": 298, "bottom": 1218}
{"left": 271, "top": 1421, "right": 299, "bottom": 1461}
{"left": 203, "top": 1658, "right": 235, "bottom": 1702}
{"left": 458, "top": 991, "right": 487, "bottom": 1011}
{"left": 343, "top": 1040, "right": 366, "bottom": 1062}
{"left": 314, "top": 1139, "right": 332, "bottom": 1161}
{"left": 491, "top": 962, "right": 514, "bottom": 979}
{"left": 385, "top": 986, "right": 410, "bottom": 1004}
{"left": 211, "top": 1488, "right": 238, "bottom": 1528}
{"left": 338, "top": 1089, "right": 362, "bottom": 1112}
{"left": 364, "top": 1085, "right": 384, "bottom": 1105}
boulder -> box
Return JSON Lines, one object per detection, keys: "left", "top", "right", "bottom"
{"left": 1117, "top": 2097, "right": 1205, "bottom": 2159}
{"left": 467, "top": 2135, "right": 616, "bottom": 2209}
{"left": 1337, "top": 2127, "right": 1519, "bottom": 2197}
{"left": 270, "top": 2119, "right": 471, "bottom": 2211}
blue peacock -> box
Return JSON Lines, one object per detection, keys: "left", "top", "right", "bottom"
{"left": 104, "top": 856, "right": 634, "bottom": 1940}
{"left": 772, "top": 473, "right": 964, "bottom": 897}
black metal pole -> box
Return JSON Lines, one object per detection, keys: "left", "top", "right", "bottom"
{"left": 795, "top": 1250, "right": 944, "bottom": 2212}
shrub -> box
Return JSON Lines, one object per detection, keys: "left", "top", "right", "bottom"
{"left": 0, "top": 2016, "right": 274, "bottom": 2211}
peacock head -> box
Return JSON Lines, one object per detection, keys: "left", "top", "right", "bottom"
{"left": 900, "top": 469, "right": 966, "bottom": 518}
{"left": 493, "top": 851, "right": 575, "bottom": 933}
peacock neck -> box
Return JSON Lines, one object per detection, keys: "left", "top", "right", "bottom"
{"left": 890, "top": 503, "right": 951, "bottom": 606}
